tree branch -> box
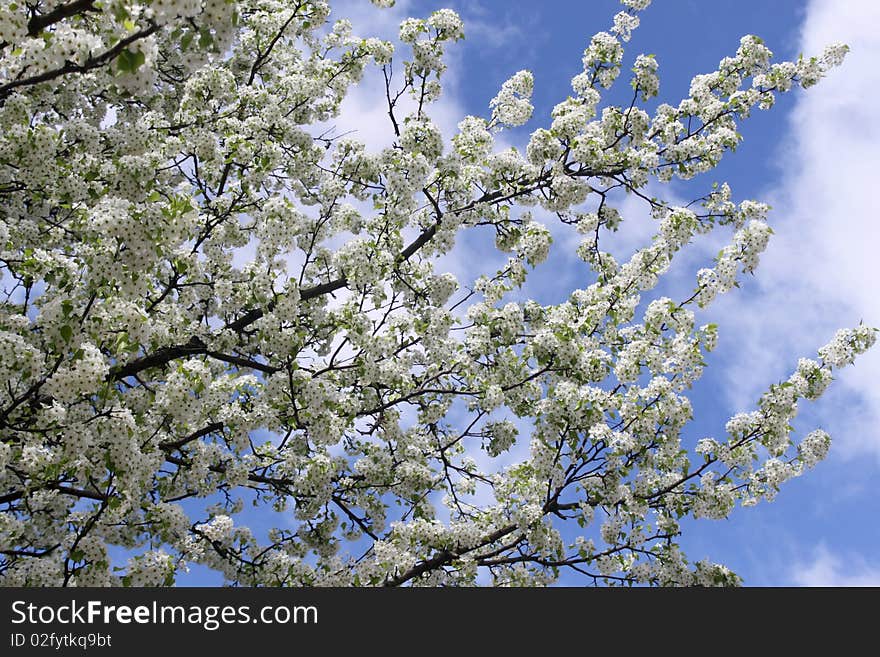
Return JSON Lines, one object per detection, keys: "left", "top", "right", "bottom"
{"left": 0, "top": 22, "right": 160, "bottom": 103}
{"left": 27, "top": 0, "right": 99, "bottom": 37}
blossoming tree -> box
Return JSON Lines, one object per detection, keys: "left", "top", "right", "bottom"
{"left": 0, "top": 0, "right": 873, "bottom": 586}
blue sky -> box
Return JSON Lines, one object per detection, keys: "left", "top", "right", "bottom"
{"left": 323, "top": 0, "right": 880, "bottom": 586}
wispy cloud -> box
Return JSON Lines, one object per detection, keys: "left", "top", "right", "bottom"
{"left": 792, "top": 544, "right": 880, "bottom": 586}
{"left": 706, "top": 0, "right": 880, "bottom": 458}
{"left": 460, "top": 11, "right": 529, "bottom": 55}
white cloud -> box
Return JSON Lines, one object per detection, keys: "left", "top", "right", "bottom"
{"left": 460, "top": 7, "right": 528, "bottom": 54}
{"left": 707, "top": 0, "right": 880, "bottom": 457}
{"left": 792, "top": 545, "right": 880, "bottom": 587}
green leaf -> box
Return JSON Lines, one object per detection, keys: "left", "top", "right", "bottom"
{"left": 199, "top": 28, "right": 214, "bottom": 50}
{"left": 117, "top": 48, "right": 146, "bottom": 74}
{"left": 112, "top": 3, "right": 130, "bottom": 22}
{"left": 60, "top": 325, "right": 73, "bottom": 342}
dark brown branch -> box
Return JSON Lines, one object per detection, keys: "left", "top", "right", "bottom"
{"left": 108, "top": 336, "right": 206, "bottom": 380}
{"left": 0, "top": 23, "right": 160, "bottom": 102}
{"left": 205, "top": 350, "right": 280, "bottom": 374}
{"left": 160, "top": 421, "right": 225, "bottom": 451}
{"left": 27, "top": 0, "right": 98, "bottom": 37}
{"left": 0, "top": 482, "right": 108, "bottom": 505}
{"left": 384, "top": 523, "right": 518, "bottom": 586}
